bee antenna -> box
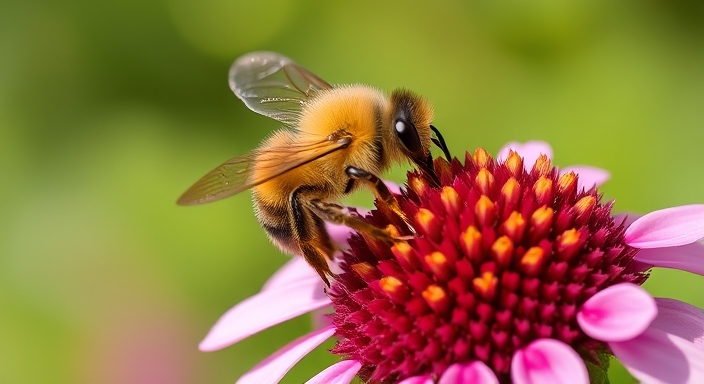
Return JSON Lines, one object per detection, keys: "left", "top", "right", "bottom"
{"left": 430, "top": 125, "right": 451, "bottom": 161}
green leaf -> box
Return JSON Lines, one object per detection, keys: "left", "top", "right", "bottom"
{"left": 586, "top": 353, "right": 611, "bottom": 384}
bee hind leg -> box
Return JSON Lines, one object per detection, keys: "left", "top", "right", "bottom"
{"left": 298, "top": 242, "right": 333, "bottom": 286}
{"left": 345, "top": 166, "right": 416, "bottom": 236}
{"left": 306, "top": 199, "right": 410, "bottom": 244}
{"left": 290, "top": 187, "right": 338, "bottom": 286}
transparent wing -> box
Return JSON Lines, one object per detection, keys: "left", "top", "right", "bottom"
{"left": 177, "top": 136, "right": 349, "bottom": 206}
{"left": 229, "top": 52, "right": 332, "bottom": 126}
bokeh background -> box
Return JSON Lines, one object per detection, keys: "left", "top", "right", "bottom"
{"left": 2, "top": 1, "right": 704, "bottom": 383}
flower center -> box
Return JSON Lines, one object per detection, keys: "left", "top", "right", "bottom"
{"left": 327, "top": 149, "right": 647, "bottom": 383}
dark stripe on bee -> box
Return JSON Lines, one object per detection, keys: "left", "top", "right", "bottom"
{"left": 261, "top": 221, "right": 299, "bottom": 256}
{"left": 261, "top": 222, "right": 294, "bottom": 242}
{"left": 373, "top": 103, "right": 385, "bottom": 163}
{"left": 256, "top": 199, "right": 289, "bottom": 222}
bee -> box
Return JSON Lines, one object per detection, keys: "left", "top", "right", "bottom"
{"left": 178, "top": 52, "right": 451, "bottom": 285}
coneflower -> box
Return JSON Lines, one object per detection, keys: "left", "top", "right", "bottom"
{"left": 201, "top": 141, "right": 704, "bottom": 384}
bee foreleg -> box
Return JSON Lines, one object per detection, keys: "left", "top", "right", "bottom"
{"left": 345, "top": 166, "right": 416, "bottom": 235}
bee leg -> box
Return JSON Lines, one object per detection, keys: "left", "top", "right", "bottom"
{"left": 298, "top": 242, "right": 332, "bottom": 287}
{"left": 306, "top": 199, "right": 405, "bottom": 243}
{"left": 290, "top": 187, "right": 337, "bottom": 286}
{"left": 345, "top": 166, "right": 416, "bottom": 235}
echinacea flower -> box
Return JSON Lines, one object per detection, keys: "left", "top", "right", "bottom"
{"left": 200, "top": 141, "right": 704, "bottom": 383}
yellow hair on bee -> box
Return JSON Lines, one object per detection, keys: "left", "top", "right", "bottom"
{"left": 299, "top": 85, "right": 390, "bottom": 177}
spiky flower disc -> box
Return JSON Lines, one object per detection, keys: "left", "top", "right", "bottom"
{"left": 328, "top": 149, "right": 648, "bottom": 383}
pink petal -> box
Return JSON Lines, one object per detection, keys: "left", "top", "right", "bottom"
{"left": 511, "top": 339, "right": 588, "bottom": 384}
{"left": 305, "top": 360, "right": 362, "bottom": 384}
{"left": 560, "top": 165, "right": 610, "bottom": 189}
{"left": 438, "top": 364, "right": 464, "bottom": 384}
{"left": 236, "top": 326, "right": 335, "bottom": 384}
{"left": 625, "top": 205, "right": 704, "bottom": 248}
{"left": 616, "top": 212, "right": 704, "bottom": 275}
{"left": 325, "top": 222, "right": 355, "bottom": 247}
{"left": 577, "top": 283, "right": 657, "bottom": 342}
{"left": 614, "top": 212, "right": 638, "bottom": 227}
{"left": 311, "top": 308, "right": 333, "bottom": 330}
{"left": 497, "top": 141, "right": 553, "bottom": 167}
{"left": 652, "top": 298, "right": 704, "bottom": 348}
{"left": 262, "top": 256, "right": 320, "bottom": 291}
{"left": 384, "top": 180, "right": 403, "bottom": 195}
{"left": 439, "top": 362, "right": 499, "bottom": 384}
{"left": 464, "top": 361, "right": 500, "bottom": 384}
{"left": 438, "top": 363, "right": 463, "bottom": 384}
{"left": 399, "top": 375, "right": 434, "bottom": 384}
{"left": 611, "top": 326, "right": 704, "bottom": 384}
{"left": 635, "top": 242, "right": 704, "bottom": 276}
{"left": 262, "top": 220, "right": 357, "bottom": 292}
{"left": 199, "top": 279, "right": 331, "bottom": 351}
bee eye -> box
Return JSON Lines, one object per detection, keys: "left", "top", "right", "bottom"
{"left": 394, "top": 118, "right": 421, "bottom": 153}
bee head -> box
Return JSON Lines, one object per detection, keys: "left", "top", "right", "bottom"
{"left": 390, "top": 89, "right": 439, "bottom": 184}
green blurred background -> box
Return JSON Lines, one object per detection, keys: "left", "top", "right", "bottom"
{"left": 2, "top": 1, "right": 703, "bottom": 383}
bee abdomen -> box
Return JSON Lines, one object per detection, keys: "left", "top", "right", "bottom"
{"left": 254, "top": 195, "right": 300, "bottom": 254}
{"left": 261, "top": 222, "right": 298, "bottom": 253}
{"left": 260, "top": 221, "right": 292, "bottom": 238}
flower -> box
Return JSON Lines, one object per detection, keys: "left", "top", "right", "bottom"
{"left": 200, "top": 141, "right": 704, "bottom": 384}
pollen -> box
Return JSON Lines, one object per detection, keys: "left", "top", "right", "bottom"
{"left": 378, "top": 276, "right": 410, "bottom": 304}
{"left": 520, "top": 246, "right": 546, "bottom": 276}
{"left": 441, "top": 186, "right": 460, "bottom": 215}
{"left": 491, "top": 236, "right": 514, "bottom": 268}
{"left": 475, "top": 195, "right": 496, "bottom": 227}
{"left": 460, "top": 225, "right": 483, "bottom": 261}
{"left": 472, "top": 271, "right": 498, "bottom": 301}
{"left": 559, "top": 228, "right": 580, "bottom": 246}
{"left": 557, "top": 171, "right": 578, "bottom": 199}
{"left": 574, "top": 195, "right": 596, "bottom": 225}
{"left": 531, "top": 206, "right": 554, "bottom": 232}
{"left": 425, "top": 252, "right": 450, "bottom": 280}
{"left": 391, "top": 242, "right": 416, "bottom": 269}
{"left": 557, "top": 228, "right": 581, "bottom": 261}
{"left": 476, "top": 168, "right": 495, "bottom": 196}
{"left": 416, "top": 208, "right": 441, "bottom": 242}
{"left": 473, "top": 148, "right": 492, "bottom": 168}
{"left": 422, "top": 284, "right": 449, "bottom": 313}
{"left": 534, "top": 176, "right": 554, "bottom": 206}
{"left": 505, "top": 151, "right": 523, "bottom": 176}
{"left": 426, "top": 251, "right": 447, "bottom": 265}
{"left": 380, "top": 276, "right": 402, "bottom": 291}
{"left": 501, "top": 178, "right": 520, "bottom": 205}
{"left": 501, "top": 211, "right": 526, "bottom": 242}
{"left": 532, "top": 154, "right": 551, "bottom": 176}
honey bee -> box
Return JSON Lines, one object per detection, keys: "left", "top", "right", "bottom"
{"left": 178, "top": 52, "right": 450, "bottom": 285}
